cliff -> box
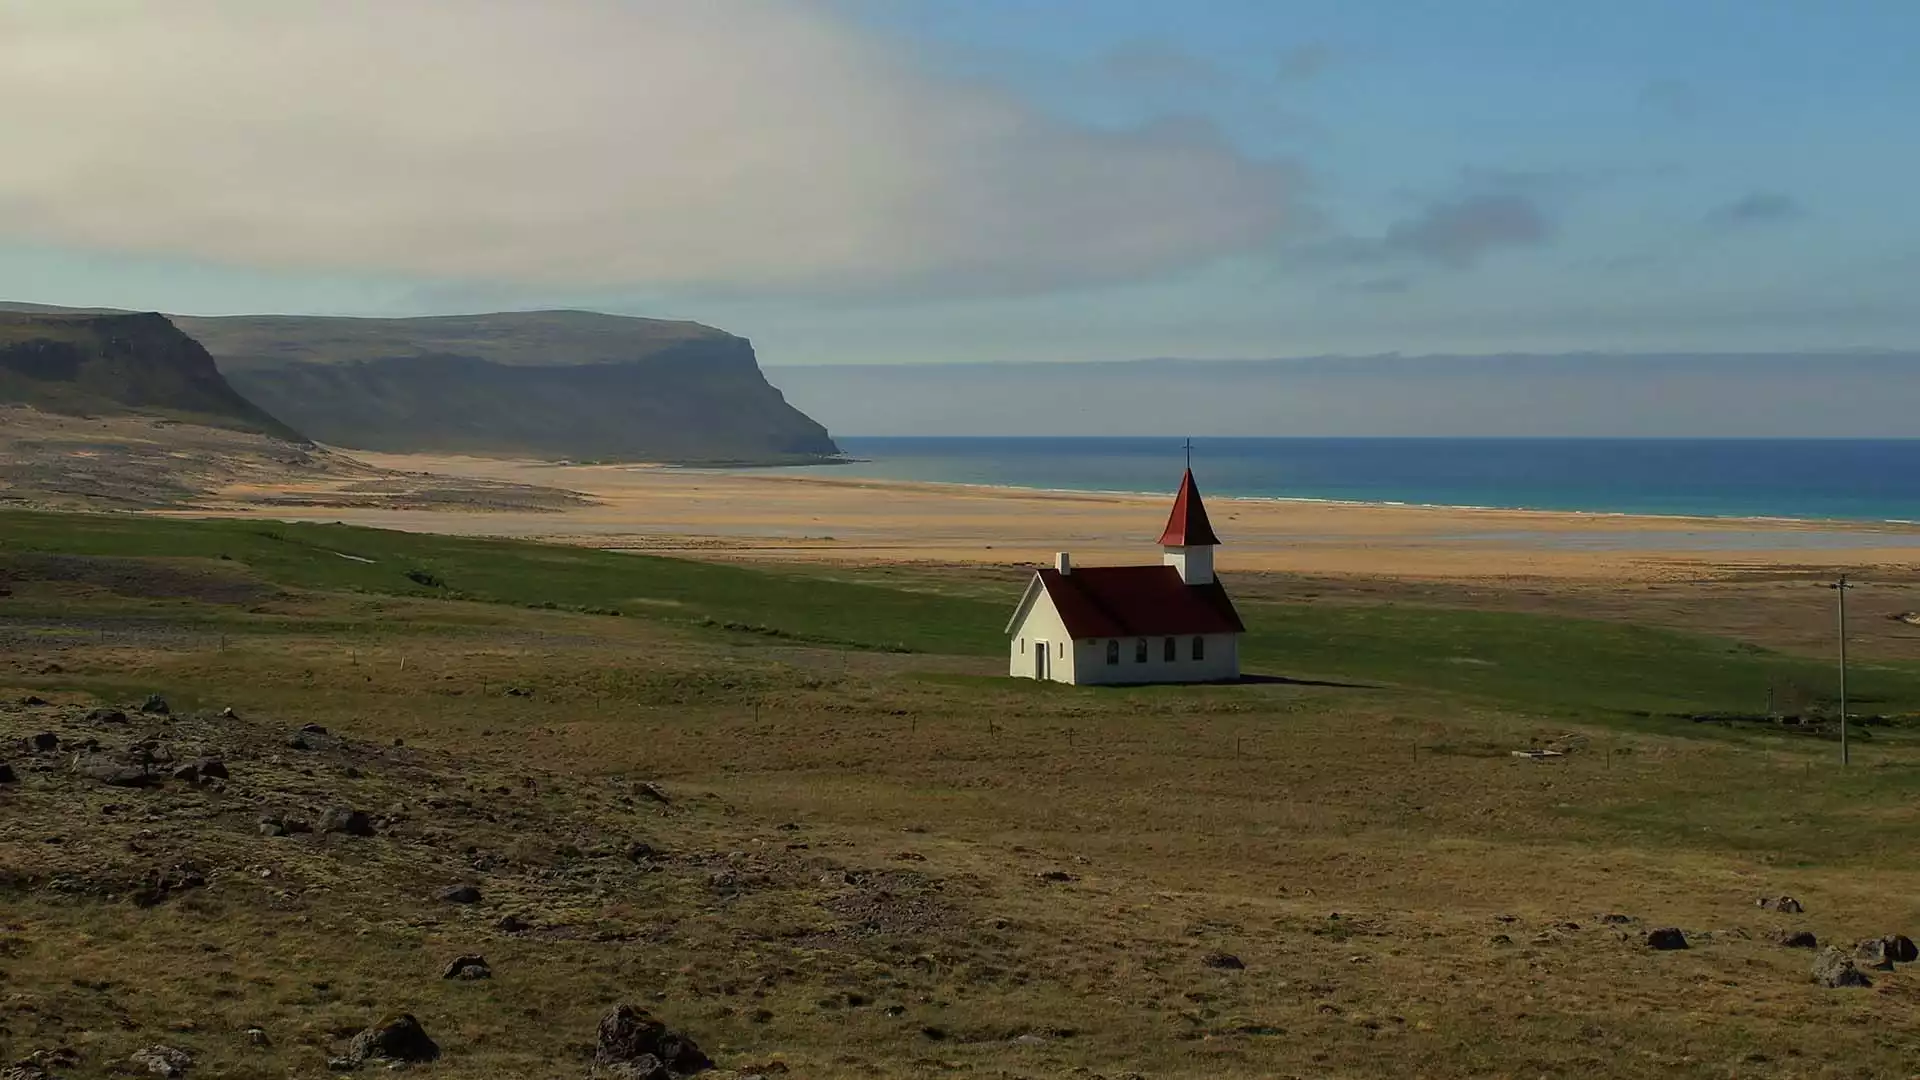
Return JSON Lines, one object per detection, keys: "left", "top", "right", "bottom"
{"left": 0, "top": 312, "right": 304, "bottom": 440}
{"left": 176, "top": 310, "right": 840, "bottom": 463}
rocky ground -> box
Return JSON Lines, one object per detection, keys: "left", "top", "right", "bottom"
{"left": 0, "top": 406, "right": 593, "bottom": 513}
{"left": 0, "top": 693, "right": 951, "bottom": 1078}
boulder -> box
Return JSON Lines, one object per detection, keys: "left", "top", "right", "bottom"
{"left": 321, "top": 809, "right": 376, "bottom": 837}
{"left": 1203, "top": 951, "right": 1246, "bottom": 970}
{"left": 78, "top": 759, "right": 156, "bottom": 788}
{"left": 1777, "top": 930, "right": 1818, "bottom": 949}
{"left": 1813, "top": 947, "right": 1872, "bottom": 988}
{"left": 140, "top": 695, "right": 170, "bottom": 715}
{"left": 244, "top": 1028, "right": 271, "bottom": 1047}
{"left": 171, "top": 763, "right": 200, "bottom": 783}
{"left": 594, "top": 1004, "right": 712, "bottom": 1077}
{"left": 1855, "top": 934, "right": 1916, "bottom": 968}
{"left": 1643, "top": 927, "right": 1688, "bottom": 950}
{"left": 30, "top": 733, "right": 59, "bottom": 753}
{"left": 18, "top": 696, "right": 48, "bottom": 707}
{"left": 1758, "top": 895, "right": 1805, "bottom": 914}
{"left": 441, "top": 954, "right": 492, "bottom": 980}
{"left": 438, "top": 884, "right": 483, "bottom": 904}
{"left": 347, "top": 1013, "right": 440, "bottom": 1064}
{"left": 88, "top": 707, "right": 129, "bottom": 725}
{"left": 196, "top": 759, "right": 229, "bottom": 780}
{"left": 496, "top": 914, "right": 533, "bottom": 934}
{"left": 300, "top": 723, "right": 329, "bottom": 735}
{"left": 0, "top": 763, "right": 15, "bottom": 784}
{"left": 129, "top": 1044, "right": 193, "bottom": 1077}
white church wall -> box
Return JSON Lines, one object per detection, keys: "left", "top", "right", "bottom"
{"left": 1069, "top": 631, "right": 1239, "bottom": 685}
{"left": 1008, "top": 591, "right": 1076, "bottom": 683}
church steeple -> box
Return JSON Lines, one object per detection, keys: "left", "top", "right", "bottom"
{"left": 1159, "top": 469, "right": 1219, "bottom": 584}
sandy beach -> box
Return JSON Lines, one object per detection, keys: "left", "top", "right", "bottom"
{"left": 184, "top": 450, "right": 1920, "bottom": 583}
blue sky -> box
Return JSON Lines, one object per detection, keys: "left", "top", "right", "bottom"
{"left": 4, "top": 1, "right": 1917, "bottom": 364}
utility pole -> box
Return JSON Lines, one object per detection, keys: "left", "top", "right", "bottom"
{"left": 1828, "top": 574, "right": 1855, "bottom": 766}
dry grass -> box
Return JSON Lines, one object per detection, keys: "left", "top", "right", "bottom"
{"left": 5, "top": 564, "right": 1920, "bottom": 1078}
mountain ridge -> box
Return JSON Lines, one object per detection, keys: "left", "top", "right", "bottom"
{"left": 0, "top": 311, "right": 305, "bottom": 440}
{"left": 0, "top": 303, "right": 841, "bottom": 463}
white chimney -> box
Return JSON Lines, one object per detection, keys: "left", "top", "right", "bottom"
{"left": 1055, "top": 551, "right": 1072, "bottom": 575}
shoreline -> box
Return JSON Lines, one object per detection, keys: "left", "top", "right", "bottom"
{"left": 690, "top": 467, "right": 1920, "bottom": 533}
{"left": 150, "top": 448, "right": 1920, "bottom": 584}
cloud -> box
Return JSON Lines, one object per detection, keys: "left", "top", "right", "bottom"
{"left": 1377, "top": 192, "right": 1553, "bottom": 267}
{"left": 0, "top": 1, "right": 1308, "bottom": 296}
{"left": 1092, "top": 42, "right": 1226, "bottom": 89}
{"left": 1638, "top": 79, "right": 1700, "bottom": 120}
{"left": 1705, "top": 192, "right": 1806, "bottom": 229}
{"left": 1275, "top": 44, "right": 1333, "bottom": 83}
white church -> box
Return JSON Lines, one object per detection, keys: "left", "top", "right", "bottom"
{"left": 1005, "top": 469, "right": 1245, "bottom": 685}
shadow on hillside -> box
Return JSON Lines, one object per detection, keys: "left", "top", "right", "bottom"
{"left": 1235, "top": 672, "right": 1379, "bottom": 690}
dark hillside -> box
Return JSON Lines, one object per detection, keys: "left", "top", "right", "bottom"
{"left": 177, "top": 310, "right": 839, "bottom": 462}
{"left": 0, "top": 312, "right": 303, "bottom": 440}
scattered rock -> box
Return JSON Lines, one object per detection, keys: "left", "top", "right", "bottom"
{"left": 321, "top": 809, "right": 376, "bottom": 837}
{"left": 1036, "top": 870, "right": 1077, "bottom": 883}
{"left": 636, "top": 782, "right": 671, "bottom": 805}
{"left": 78, "top": 760, "right": 157, "bottom": 788}
{"left": 87, "top": 708, "right": 129, "bottom": 725}
{"left": 140, "top": 695, "right": 170, "bottom": 715}
{"left": 347, "top": 1013, "right": 440, "bottom": 1064}
{"left": 300, "top": 723, "right": 329, "bottom": 735}
{"left": 441, "top": 954, "right": 492, "bottom": 980}
{"left": 286, "top": 736, "right": 311, "bottom": 751}
{"left": 1813, "top": 947, "right": 1873, "bottom": 988}
{"left": 30, "top": 733, "right": 59, "bottom": 753}
{"left": 1598, "top": 913, "right": 1633, "bottom": 925}
{"left": 1643, "top": 927, "right": 1688, "bottom": 950}
{"left": 244, "top": 1028, "right": 271, "bottom": 1047}
{"left": 893, "top": 852, "right": 926, "bottom": 862}
{"left": 1777, "top": 930, "right": 1818, "bottom": 949}
{"left": 0, "top": 763, "right": 15, "bottom": 784}
{"left": 1488, "top": 933, "right": 1513, "bottom": 946}
{"left": 325, "top": 1057, "right": 357, "bottom": 1072}
{"left": 504, "top": 686, "right": 532, "bottom": 697}
{"left": 219, "top": 707, "right": 237, "bottom": 719}
{"left": 496, "top": 914, "right": 532, "bottom": 934}
{"left": 1758, "top": 895, "right": 1805, "bottom": 914}
{"left": 1203, "top": 951, "right": 1246, "bottom": 970}
{"left": 438, "top": 884, "right": 483, "bottom": 904}
{"left": 196, "top": 758, "right": 229, "bottom": 780}
{"left": 594, "top": 1004, "right": 712, "bottom": 1078}
{"left": 129, "top": 1044, "right": 193, "bottom": 1077}
{"left": 625, "top": 841, "right": 661, "bottom": 862}
{"left": 19, "top": 696, "right": 48, "bottom": 707}
{"left": 1855, "top": 935, "right": 1916, "bottom": 969}
{"left": 170, "top": 763, "right": 200, "bottom": 783}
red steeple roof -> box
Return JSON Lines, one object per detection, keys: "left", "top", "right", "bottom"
{"left": 1156, "top": 469, "right": 1221, "bottom": 547}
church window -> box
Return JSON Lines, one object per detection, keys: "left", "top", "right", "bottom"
{"left": 1135, "top": 638, "right": 1148, "bottom": 663}
{"left": 1192, "top": 635, "right": 1205, "bottom": 661}
{"left": 1106, "top": 640, "right": 1120, "bottom": 665}
{"left": 1164, "top": 637, "right": 1176, "bottom": 662}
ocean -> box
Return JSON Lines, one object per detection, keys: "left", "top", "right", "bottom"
{"left": 778, "top": 437, "right": 1920, "bottom": 524}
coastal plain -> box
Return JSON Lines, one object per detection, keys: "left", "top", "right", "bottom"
{"left": 7, "top": 447, "right": 1920, "bottom": 1077}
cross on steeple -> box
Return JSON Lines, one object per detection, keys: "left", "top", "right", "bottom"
{"left": 1183, "top": 437, "right": 1193, "bottom": 470}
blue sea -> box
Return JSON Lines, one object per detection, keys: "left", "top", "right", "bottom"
{"left": 781, "top": 437, "right": 1920, "bottom": 524}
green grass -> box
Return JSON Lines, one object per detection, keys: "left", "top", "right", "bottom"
{"left": 8, "top": 508, "right": 1920, "bottom": 724}
{"left": 1237, "top": 601, "right": 1920, "bottom": 718}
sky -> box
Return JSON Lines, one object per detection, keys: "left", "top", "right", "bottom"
{"left": 2, "top": 0, "right": 1918, "bottom": 366}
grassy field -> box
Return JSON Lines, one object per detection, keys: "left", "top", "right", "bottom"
{"left": 5, "top": 510, "right": 1920, "bottom": 1077}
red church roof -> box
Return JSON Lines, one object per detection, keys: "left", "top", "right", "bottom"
{"left": 1033, "top": 566, "right": 1244, "bottom": 638}
{"left": 1156, "top": 468, "right": 1221, "bottom": 547}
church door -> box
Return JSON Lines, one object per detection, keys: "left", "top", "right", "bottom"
{"left": 1035, "top": 641, "right": 1049, "bottom": 680}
